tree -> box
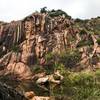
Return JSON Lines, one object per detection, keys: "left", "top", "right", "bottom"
{"left": 40, "top": 7, "right": 47, "bottom": 14}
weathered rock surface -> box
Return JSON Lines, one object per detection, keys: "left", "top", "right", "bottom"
{"left": 0, "top": 12, "right": 75, "bottom": 79}
{"left": 0, "top": 10, "right": 100, "bottom": 79}
{"left": 0, "top": 9, "right": 100, "bottom": 100}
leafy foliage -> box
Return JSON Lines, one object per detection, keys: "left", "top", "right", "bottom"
{"left": 40, "top": 7, "right": 47, "bottom": 13}
{"left": 11, "top": 45, "right": 21, "bottom": 53}
{"left": 77, "top": 39, "right": 94, "bottom": 47}
{"left": 31, "top": 65, "right": 44, "bottom": 74}
{"left": 48, "top": 9, "right": 71, "bottom": 19}
{"left": 59, "top": 50, "right": 81, "bottom": 68}
{"left": 79, "top": 29, "right": 87, "bottom": 35}
{"left": 96, "top": 38, "right": 100, "bottom": 45}
{"left": 49, "top": 68, "right": 100, "bottom": 99}
{"left": 40, "top": 7, "right": 71, "bottom": 19}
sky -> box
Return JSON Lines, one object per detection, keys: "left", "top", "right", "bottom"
{"left": 0, "top": 0, "right": 100, "bottom": 22}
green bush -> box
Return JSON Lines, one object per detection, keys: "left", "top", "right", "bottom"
{"left": 71, "top": 72, "right": 94, "bottom": 86}
{"left": 77, "top": 39, "right": 94, "bottom": 47}
{"left": 40, "top": 7, "right": 47, "bottom": 13}
{"left": 75, "top": 18, "right": 83, "bottom": 23}
{"left": 59, "top": 50, "right": 81, "bottom": 68}
{"left": 79, "top": 29, "right": 87, "bottom": 35}
{"left": 11, "top": 45, "right": 20, "bottom": 53}
{"left": 45, "top": 52, "right": 54, "bottom": 62}
{"left": 96, "top": 38, "right": 100, "bottom": 45}
{"left": 48, "top": 9, "right": 71, "bottom": 19}
{"left": 31, "top": 65, "right": 44, "bottom": 74}
{"left": 52, "top": 70, "right": 100, "bottom": 99}
{"left": 95, "top": 70, "right": 100, "bottom": 76}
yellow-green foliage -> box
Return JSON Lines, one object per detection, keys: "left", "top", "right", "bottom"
{"left": 50, "top": 64, "right": 100, "bottom": 100}
{"left": 42, "top": 51, "right": 100, "bottom": 99}
{"left": 45, "top": 52, "right": 54, "bottom": 62}
{"left": 96, "top": 38, "right": 100, "bottom": 45}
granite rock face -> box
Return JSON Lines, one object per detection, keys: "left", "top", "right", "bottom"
{"left": 0, "top": 11, "right": 100, "bottom": 79}
{"left": 0, "top": 12, "right": 75, "bottom": 78}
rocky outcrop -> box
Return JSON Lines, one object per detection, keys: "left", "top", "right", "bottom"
{"left": 0, "top": 10, "right": 100, "bottom": 79}
{"left": 0, "top": 12, "right": 75, "bottom": 79}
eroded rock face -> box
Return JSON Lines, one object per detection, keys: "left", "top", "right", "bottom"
{"left": 6, "top": 62, "right": 32, "bottom": 80}
{"left": 0, "top": 13, "right": 74, "bottom": 59}
{"left": 0, "top": 13, "right": 75, "bottom": 79}
{"left": 0, "top": 12, "right": 100, "bottom": 79}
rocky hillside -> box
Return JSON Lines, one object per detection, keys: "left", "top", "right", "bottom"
{"left": 0, "top": 8, "right": 100, "bottom": 99}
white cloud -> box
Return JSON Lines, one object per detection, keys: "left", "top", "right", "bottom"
{"left": 0, "top": 0, "right": 100, "bottom": 22}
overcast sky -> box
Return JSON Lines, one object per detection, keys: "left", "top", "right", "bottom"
{"left": 0, "top": 0, "right": 100, "bottom": 22}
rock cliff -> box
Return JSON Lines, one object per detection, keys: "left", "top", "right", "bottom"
{"left": 0, "top": 9, "right": 100, "bottom": 80}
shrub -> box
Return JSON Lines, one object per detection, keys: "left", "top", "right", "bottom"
{"left": 40, "top": 7, "right": 47, "bottom": 13}
{"left": 96, "top": 38, "right": 100, "bottom": 45}
{"left": 11, "top": 45, "right": 21, "bottom": 53}
{"left": 31, "top": 65, "right": 44, "bottom": 74}
{"left": 48, "top": 9, "right": 71, "bottom": 19}
{"left": 79, "top": 29, "right": 87, "bottom": 35}
{"left": 59, "top": 50, "right": 81, "bottom": 68}
{"left": 45, "top": 52, "right": 54, "bottom": 61}
{"left": 75, "top": 18, "right": 83, "bottom": 23}
{"left": 71, "top": 72, "right": 94, "bottom": 86}
{"left": 77, "top": 39, "right": 94, "bottom": 47}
